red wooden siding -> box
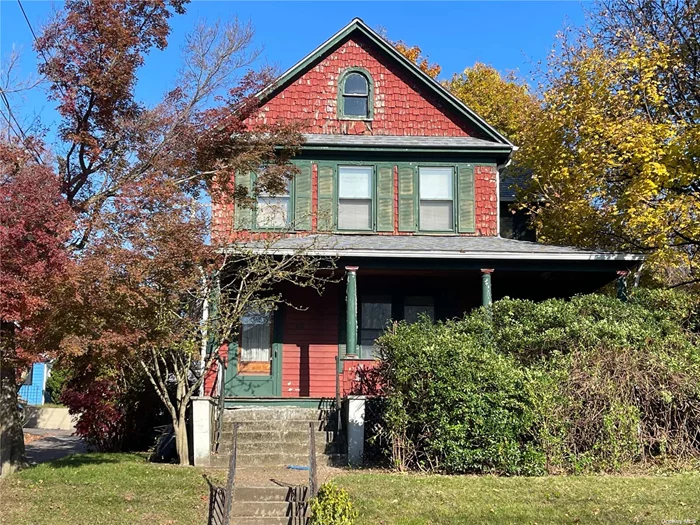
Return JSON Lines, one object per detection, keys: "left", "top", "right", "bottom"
{"left": 475, "top": 165, "right": 498, "bottom": 236}
{"left": 281, "top": 284, "right": 340, "bottom": 398}
{"left": 342, "top": 359, "right": 381, "bottom": 396}
{"left": 203, "top": 343, "right": 229, "bottom": 397}
{"left": 248, "top": 35, "right": 478, "bottom": 137}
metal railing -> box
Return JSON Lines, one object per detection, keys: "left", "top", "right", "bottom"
{"left": 222, "top": 422, "right": 239, "bottom": 525}
{"left": 212, "top": 355, "right": 227, "bottom": 454}
{"left": 308, "top": 421, "right": 318, "bottom": 498}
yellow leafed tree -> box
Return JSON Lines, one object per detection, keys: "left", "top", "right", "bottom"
{"left": 521, "top": 17, "right": 700, "bottom": 286}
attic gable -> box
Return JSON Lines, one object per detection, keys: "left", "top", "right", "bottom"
{"left": 251, "top": 19, "right": 514, "bottom": 144}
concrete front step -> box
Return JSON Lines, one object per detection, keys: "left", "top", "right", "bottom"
{"left": 233, "top": 486, "right": 292, "bottom": 502}
{"left": 229, "top": 519, "right": 294, "bottom": 525}
{"left": 220, "top": 441, "right": 342, "bottom": 456}
{"left": 220, "top": 429, "right": 335, "bottom": 444}
{"left": 210, "top": 452, "right": 346, "bottom": 468}
{"left": 231, "top": 501, "right": 291, "bottom": 518}
{"left": 221, "top": 420, "right": 334, "bottom": 433}
{"left": 224, "top": 407, "right": 335, "bottom": 423}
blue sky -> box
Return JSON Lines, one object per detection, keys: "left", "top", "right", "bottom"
{"left": 1, "top": 1, "right": 589, "bottom": 138}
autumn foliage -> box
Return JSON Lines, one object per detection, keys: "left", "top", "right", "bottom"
{"left": 0, "top": 140, "right": 74, "bottom": 362}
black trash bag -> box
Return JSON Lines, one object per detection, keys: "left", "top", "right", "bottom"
{"left": 150, "top": 424, "right": 177, "bottom": 463}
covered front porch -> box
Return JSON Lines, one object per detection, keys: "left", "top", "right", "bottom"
{"left": 214, "top": 234, "right": 642, "bottom": 403}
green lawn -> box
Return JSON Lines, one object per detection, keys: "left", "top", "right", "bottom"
{"left": 0, "top": 453, "right": 219, "bottom": 525}
{"left": 337, "top": 472, "right": 700, "bottom": 525}
{"left": 2, "top": 453, "right": 699, "bottom": 525}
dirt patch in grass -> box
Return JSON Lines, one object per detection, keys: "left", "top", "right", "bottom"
{"left": 23, "top": 433, "right": 51, "bottom": 446}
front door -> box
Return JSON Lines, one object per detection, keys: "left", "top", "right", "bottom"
{"left": 225, "top": 310, "right": 281, "bottom": 397}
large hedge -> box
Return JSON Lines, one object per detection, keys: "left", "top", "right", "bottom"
{"left": 376, "top": 289, "right": 700, "bottom": 474}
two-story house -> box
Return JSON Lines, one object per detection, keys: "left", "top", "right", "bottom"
{"left": 206, "top": 18, "right": 643, "bottom": 411}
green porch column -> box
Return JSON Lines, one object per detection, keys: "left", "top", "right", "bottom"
{"left": 481, "top": 269, "right": 494, "bottom": 307}
{"left": 345, "top": 266, "right": 359, "bottom": 357}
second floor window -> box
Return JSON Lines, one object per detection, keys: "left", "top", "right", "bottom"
{"left": 342, "top": 72, "right": 370, "bottom": 118}
{"left": 338, "top": 165, "right": 373, "bottom": 230}
{"left": 419, "top": 167, "right": 454, "bottom": 231}
{"left": 256, "top": 182, "right": 290, "bottom": 229}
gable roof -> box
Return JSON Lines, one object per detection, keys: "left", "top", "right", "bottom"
{"left": 258, "top": 18, "right": 515, "bottom": 148}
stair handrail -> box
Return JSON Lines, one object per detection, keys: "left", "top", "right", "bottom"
{"left": 308, "top": 421, "right": 318, "bottom": 498}
{"left": 222, "top": 422, "right": 239, "bottom": 525}
{"left": 213, "top": 354, "right": 227, "bottom": 453}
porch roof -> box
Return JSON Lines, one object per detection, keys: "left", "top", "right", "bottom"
{"left": 238, "top": 234, "right": 645, "bottom": 262}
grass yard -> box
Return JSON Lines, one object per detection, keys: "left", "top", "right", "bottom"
{"left": 337, "top": 472, "right": 700, "bottom": 525}
{"left": 2, "top": 453, "right": 699, "bottom": 525}
{"left": 0, "top": 453, "right": 221, "bottom": 525}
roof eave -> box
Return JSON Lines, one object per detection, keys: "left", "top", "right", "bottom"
{"left": 295, "top": 143, "right": 514, "bottom": 155}
{"left": 228, "top": 246, "right": 647, "bottom": 262}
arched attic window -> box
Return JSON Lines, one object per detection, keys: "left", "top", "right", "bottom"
{"left": 339, "top": 70, "right": 373, "bottom": 119}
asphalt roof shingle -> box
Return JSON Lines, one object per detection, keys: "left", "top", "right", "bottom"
{"left": 237, "top": 234, "right": 644, "bottom": 262}
{"left": 302, "top": 133, "right": 510, "bottom": 150}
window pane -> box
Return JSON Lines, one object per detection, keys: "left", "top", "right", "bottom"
{"left": 404, "top": 296, "right": 435, "bottom": 324}
{"left": 343, "top": 96, "right": 368, "bottom": 117}
{"left": 338, "top": 200, "right": 372, "bottom": 230}
{"left": 419, "top": 167, "right": 453, "bottom": 199}
{"left": 420, "top": 201, "right": 453, "bottom": 231}
{"left": 23, "top": 365, "right": 33, "bottom": 386}
{"left": 241, "top": 311, "right": 271, "bottom": 362}
{"left": 361, "top": 298, "right": 392, "bottom": 329}
{"left": 344, "top": 73, "right": 368, "bottom": 95}
{"left": 257, "top": 196, "right": 289, "bottom": 228}
{"left": 360, "top": 296, "right": 392, "bottom": 359}
{"left": 339, "top": 166, "right": 372, "bottom": 198}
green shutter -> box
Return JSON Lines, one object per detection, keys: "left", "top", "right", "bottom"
{"left": 376, "top": 164, "right": 394, "bottom": 232}
{"left": 317, "top": 163, "right": 335, "bottom": 231}
{"left": 398, "top": 164, "right": 416, "bottom": 232}
{"left": 457, "top": 164, "right": 475, "bottom": 233}
{"left": 294, "top": 161, "right": 312, "bottom": 231}
{"left": 234, "top": 172, "right": 253, "bottom": 230}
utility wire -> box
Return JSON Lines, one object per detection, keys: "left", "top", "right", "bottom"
{"left": 0, "top": 87, "right": 29, "bottom": 142}
{"left": 17, "top": 0, "right": 50, "bottom": 64}
{"left": 2, "top": 0, "right": 46, "bottom": 163}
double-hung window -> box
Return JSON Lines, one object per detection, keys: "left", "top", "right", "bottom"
{"left": 338, "top": 166, "right": 373, "bottom": 231}
{"left": 404, "top": 296, "right": 435, "bottom": 324}
{"left": 256, "top": 181, "right": 291, "bottom": 229}
{"left": 342, "top": 72, "right": 370, "bottom": 118}
{"left": 419, "top": 167, "right": 455, "bottom": 231}
{"left": 360, "top": 295, "right": 392, "bottom": 359}
{"left": 239, "top": 310, "right": 272, "bottom": 375}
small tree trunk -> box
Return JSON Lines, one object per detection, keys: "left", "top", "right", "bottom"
{"left": 0, "top": 324, "right": 27, "bottom": 476}
{"left": 173, "top": 414, "right": 189, "bottom": 466}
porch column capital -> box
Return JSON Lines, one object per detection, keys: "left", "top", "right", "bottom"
{"left": 480, "top": 268, "right": 494, "bottom": 274}
{"left": 345, "top": 265, "right": 359, "bottom": 273}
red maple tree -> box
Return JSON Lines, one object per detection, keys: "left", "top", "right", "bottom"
{"left": 0, "top": 139, "right": 74, "bottom": 474}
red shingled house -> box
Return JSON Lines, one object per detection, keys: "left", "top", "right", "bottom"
{"left": 206, "top": 18, "right": 643, "bottom": 408}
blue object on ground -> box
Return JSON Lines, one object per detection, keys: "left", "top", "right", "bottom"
{"left": 286, "top": 465, "right": 310, "bottom": 470}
